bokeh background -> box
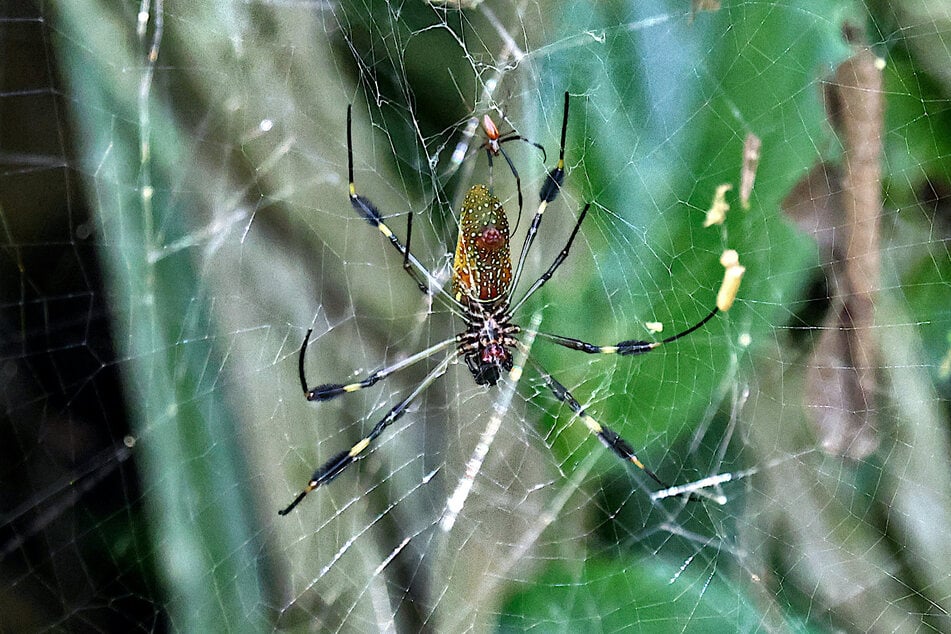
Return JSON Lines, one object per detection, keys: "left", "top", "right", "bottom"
{"left": 2, "top": 1, "right": 950, "bottom": 631}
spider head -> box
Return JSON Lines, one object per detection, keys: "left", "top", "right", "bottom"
{"left": 481, "top": 114, "right": 501, "bottom": 155}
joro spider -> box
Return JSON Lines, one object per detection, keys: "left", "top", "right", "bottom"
{"left": 478, "top": 107, "right": 546, "bottom": 226}
{"left": 279, "top": 92, "right": 744, "bottom": 515}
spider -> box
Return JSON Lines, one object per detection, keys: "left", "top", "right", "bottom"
{"left": 478, "top": 108, "right": 546, "bottom": 227}
{"left": 279, "top": 92, "right": 744, "bottom": 515}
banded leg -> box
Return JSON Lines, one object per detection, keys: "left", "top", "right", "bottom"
{"left": 483, "top": 129, "right": 547, "bottom": 232}
{"left": 538, "top": 91, "right": 571, "bottom": 205}
{"left": 510, "top": 91, "right": 571, "bottom": 294}
{"left": 535, "top": 306, "right": 719, "bottom": 357}
{"left": 507, "top": 201, "right": 590, "bottom": 316}
{"left": 521, "top": 352, "right": 670, "bottom": 489}
{"left": 346, "top": 105, "right": 464, "bottom": 313}
{"left": 531, "top": 249, "right": 745, "bottom": 355}
{"left": 279, "top": 352, "right": 455, "bottom": 515}
{"left": 298, "top": 328, "right": 457, "bottom": 401}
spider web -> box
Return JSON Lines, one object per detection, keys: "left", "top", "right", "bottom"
{"left": 2, "top": 0, "right": 951, "bottom": 631}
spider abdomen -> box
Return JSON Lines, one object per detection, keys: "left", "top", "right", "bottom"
{"left": 452, "top": 184, "right": 512, "bottom": 305}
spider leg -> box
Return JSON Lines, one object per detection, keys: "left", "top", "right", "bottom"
{"left": 346, "top": 105, "right": 464, "bottom": 314}
{"left": 507, "top": 202, "right": 590, "bottom": 316}
{"left": 489, "top": 134, "right": 547, "bottom": 234}
{"left": 280, "top": 351, "right": 455, "bottom": 515}
{"left": 510, "top": 91, "right": 571, "bottom": 294}
{"left": 534, "top": 306, "right": 720, "bottom": 356}
{"left": 520, "top": 352, "right": 671, "bottom": 489}
{"left": 538, "top": 91, "right": 570, "bottom": 205}
{"left": 528, "top": 249, "right": 745, "bottom": 354}
{"left": 298, "top": 328, "right": 457, "bottom": 401}
{"left": 497, "top": 132, "right": 548, "bottom": 163}
{"left": 496, "top": 147, "right": 524, "bottom": 232}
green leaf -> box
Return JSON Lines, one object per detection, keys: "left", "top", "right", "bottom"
{"left": 51, "top": 3, "right": 269, "bottom": 630}
{"left": 528, "top": 0, "right": 853, "bottom": 478}
{"left": 499, "top": 554, "right": 816, "bottom": 633}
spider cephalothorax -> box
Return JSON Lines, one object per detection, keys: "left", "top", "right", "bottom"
{"left": 456, "top": 302, "right": 518, "bottom": 387}
{"left": 278, "top": 93, "right": 744, "bottom": 515}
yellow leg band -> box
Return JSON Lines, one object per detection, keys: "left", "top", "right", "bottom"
{"left": 349, "top": 438, "right": 371, "bottom": 457}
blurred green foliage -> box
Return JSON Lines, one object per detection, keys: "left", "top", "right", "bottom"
{"left": 39, "top": 0, "right": 951, "bottom": 631}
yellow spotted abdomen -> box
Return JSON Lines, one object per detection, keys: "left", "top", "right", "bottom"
{"left": 452, "top": 185, "right": 512, "bottom": 305}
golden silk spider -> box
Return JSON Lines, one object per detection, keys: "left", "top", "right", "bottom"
{"left": 279, "top": 93, "right": 744, "bottom": 515}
